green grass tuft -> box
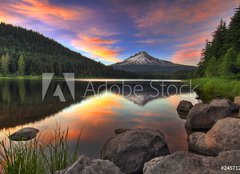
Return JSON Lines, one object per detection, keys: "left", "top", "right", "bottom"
{"left": 0, "top": 127, "right": 81, "bottom": 174}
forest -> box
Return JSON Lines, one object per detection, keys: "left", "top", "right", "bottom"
{"left": 196, "top": 6, "right": 240, "bottom": 78}
{"left": 0, "top": 23, "right": 136, "bottom": 78}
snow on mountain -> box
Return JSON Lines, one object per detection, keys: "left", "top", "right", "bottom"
{"left": 114, "top": 51, "right": 173, "bottom": 66}
{"left": 110, "top": 51, "right": 196, "bottom": 74}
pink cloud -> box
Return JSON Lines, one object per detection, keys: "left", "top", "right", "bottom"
{"left": 171, "top": 48, "right": 202, "bottom": 65}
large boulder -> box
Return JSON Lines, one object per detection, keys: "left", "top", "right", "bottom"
{"left": 100, "top": 128, "right": 169, "bottom": 174}
{"left": 56, "top": 155, "right": 123, "bottom": 174}
{"left": 143, "top": 150, "right": 240, "bottom": 174}
{"left": 186, "top": 99, "right": 238, "bottom": 130}
{"left": 9, "top": 127, "right": 39, "bottom": 141}
{"left": 189, "top": 117, "right": 240, "bottom": 156}
{"left": 177, "top": 100, "right": 193, "bottom": 113}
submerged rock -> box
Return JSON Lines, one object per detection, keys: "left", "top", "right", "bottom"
{"left": 143, "top": 150, "right": 240, "bottom": 174}
{"left": 186, "top": 99, "right": 238, "bottom": 130}
{"left": 9, "top": 127, "right": 39, "bottom": 141}
{"left": 56, "top": 155, "right": 123, "bottom": 174}
{"left": 189, "top": 117, "right": 240, "bottom": 156}
{"left": 177, "top": 100, "right": 193, "bottom": 113}
{"left": 101, "top": 128, "right": 169, "bottom": 174}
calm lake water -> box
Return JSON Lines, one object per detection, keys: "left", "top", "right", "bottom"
{"left": 0, "top": 79, "right": 199, "bottom": 158}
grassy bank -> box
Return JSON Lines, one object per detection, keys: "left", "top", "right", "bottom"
{"left": 191, "top": 78, "right": 240, "bottom": 102}
{"left": 0, "top": 128, "right": 81, "bottom": 174}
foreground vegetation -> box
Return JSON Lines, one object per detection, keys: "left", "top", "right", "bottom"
{"left": 192, "top": 78, "right": 240, "bottom": 102}
{"left": 0, "top": 128, "right": 81, "bottom": 174}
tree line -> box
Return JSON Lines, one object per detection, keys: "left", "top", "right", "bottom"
{"left": 195, "top": 6, "right": 240, "bottom": 78}
{"left": 0, "top": 23, "right": 136, "bottom": 78}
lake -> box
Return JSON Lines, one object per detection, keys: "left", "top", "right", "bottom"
{"left": 0, "top": 79, "right": 199, "bottom": 158}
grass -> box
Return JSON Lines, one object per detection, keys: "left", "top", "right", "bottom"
{"left": 191, "top": 78, "right": 240, "bottom": 102}
{"left": 0, "top": 127, "right": 81, "bottom": 174}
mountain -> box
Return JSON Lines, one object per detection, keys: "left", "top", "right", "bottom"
{"left": 0, "top": 23, "right": 135, "bottom": 78}
{"left": 110, "top": 51, "right": 196, "bottom": 74}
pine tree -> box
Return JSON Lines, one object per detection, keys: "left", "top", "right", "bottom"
{"left": 18, "top": 55, "right": 25, "bottom": 75}
{"left": 227, "top": 6, "right": 240, "bottom": 51}
{"left": 197, "top": 5, "right": 240, "bottom": 77}
{"left": 0, "top": 54, "right": 10, "bottom": 75}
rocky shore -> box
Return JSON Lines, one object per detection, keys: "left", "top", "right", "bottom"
{"left": 55, "top": 97, "right": 240, "bottom": 174}
{"left": 10, "top": 97, "right": 240, "bottom": 173}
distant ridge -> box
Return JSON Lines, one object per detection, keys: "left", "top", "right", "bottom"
{"left": 0, "top": 22, "right": 135, "bottom": 78}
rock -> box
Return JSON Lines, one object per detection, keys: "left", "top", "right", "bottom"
{"left": 114, "top": 128, "right": 131, "bottom": 134}
{"left": 186, "top": 99, "right": 238, "bottom": 130}
{"left": 143, "top": 150, "right": 240, "bottom": 174}
{"left": 234, "top": 96, "right": 240, "bottom": 106}
{"left": 177, "top": 110, "right": 188, "bottom": 119}
{"left": 209, "top": 98, "right": 239, "bottom": 112}
{"left": 9, "top": 127, "right": 39, "bottom": 141}
{"left": 177, "top": 100, "right": 193, "bottom": 113}
{"left": 101, "top": 128, "right": 169, "bottom": 174}
{"left": 56, "top": 155, "right": 123, "bottom": 174}
{"left": 189, "top": 117, "right": 240, "bottom": 156}
{"left": 188, "top": 132, "right": 216, "bottom": 156}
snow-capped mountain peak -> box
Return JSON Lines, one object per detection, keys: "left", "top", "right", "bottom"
{"left": 116, "top": 51, "right": 172, "bottom": 66}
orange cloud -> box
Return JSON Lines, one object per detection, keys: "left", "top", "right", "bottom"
{"left": 71, "top": 34, "right": 121, "bottom": 63}
{"left": 0, "top": 0, "right": 95, "bottom": 36}
{"left": 10, "top": 0, "right": 85, "bottom": 21}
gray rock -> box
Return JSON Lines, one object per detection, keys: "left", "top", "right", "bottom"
{"left": 114, "top": 128, "right": 131, "bottom": 134}
{"left": 177, "top": 100, "right": 193, "bottom": 113}
{"left": 101, "top": 128, "right": 169, "bottom": 174}
{"left": 189, "top": 117, "right": 240, "bottom": 156}
{"left": 188, "top": 132, "right": 216, "bottom": 156}
{"left": 186, "top": 99, "right": 238, "bottom": 130}
{"left": 143, "top": 150, "right": 240, "bottom": 174}
{"left": 9, "top": 127, "right": 39, "bottom": 141}
{"left": 209, "top": 98, "right": 239, "bottom": 111}
{"left": 56, "top": 155, "right": 123, "bottom": 174}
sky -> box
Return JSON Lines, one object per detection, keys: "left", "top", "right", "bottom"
{"left": 0, "top": 0, "right": 239, "bottom": 65}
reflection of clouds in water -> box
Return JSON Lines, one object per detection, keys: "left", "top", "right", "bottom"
{"left": 0, "top": 90, "right": 199, "bottom": 157}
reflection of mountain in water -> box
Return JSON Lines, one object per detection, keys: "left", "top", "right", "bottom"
{"left": 0, "top": 80, "right": 192, "bottom": 130}
{"left": 109, "top": 81, "right": 191, "bottom": 106}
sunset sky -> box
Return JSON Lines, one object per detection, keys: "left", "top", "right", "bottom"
{"left": 0, "top": 0, "right": 239, "bottom": 65}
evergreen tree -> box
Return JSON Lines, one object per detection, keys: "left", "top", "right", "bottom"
{"left": 0, "top": 53, "right": 10, "bottom": 75}
{"left": 18, "top": 55, "right": 25, "bottom": 75}
{"left": 197, "top": 6, "right": 240, "bottom": 78}
{"left": 227, "top": 6, "right": 240, "bottom": 51}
